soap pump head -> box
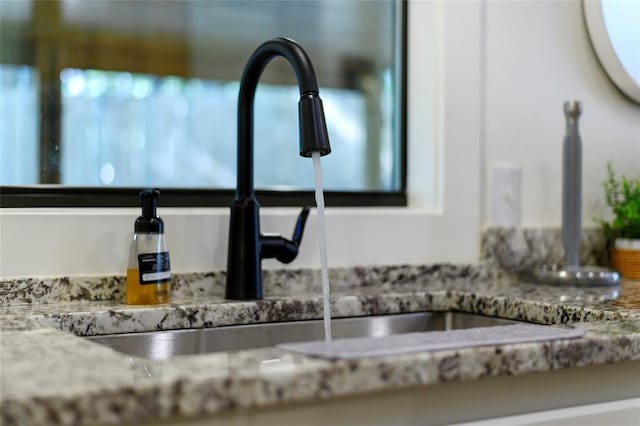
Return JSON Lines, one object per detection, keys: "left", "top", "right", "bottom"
{"left": 135, "top": 188, "right": 164, "bottom": 234}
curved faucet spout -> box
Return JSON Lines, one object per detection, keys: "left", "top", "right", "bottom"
{"left": 240, "top": 37, "right": 320, "bottom": 99}
{"left": 237, "top": 37, "right": 331, "bottom": 198}
{"left": 226, "top": 38, "right": 331, "bottom": 300}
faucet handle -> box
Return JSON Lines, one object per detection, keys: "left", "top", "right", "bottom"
{"left": 291, "top": 206, "right": 310, "bottom": 246}
{"left": 261, "top": 206, "right": 310, "bottom": 264}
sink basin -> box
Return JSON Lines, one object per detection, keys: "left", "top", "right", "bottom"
{"left": 86, "top": 312, "right": 522, "bottom": 360}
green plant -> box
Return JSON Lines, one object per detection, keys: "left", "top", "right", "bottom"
{"left": 596, "top": 163, "right": 640, "bottom": 240}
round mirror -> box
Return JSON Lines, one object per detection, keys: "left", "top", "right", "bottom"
{"left": 583, "top": 0, "right": 640, "bottom": 103}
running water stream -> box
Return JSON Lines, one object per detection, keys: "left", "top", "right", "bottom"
{"left": 312, "top": 152, "right": 332, "bottom": 342}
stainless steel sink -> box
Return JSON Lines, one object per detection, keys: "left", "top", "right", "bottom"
{"left": 86, "top": 312, "right": 521, "bottom": 360}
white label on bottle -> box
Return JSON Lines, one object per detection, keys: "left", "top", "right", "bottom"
{"left": 138, "top": 252, "right": 171, "bottom": 285}
{"left": 141, "top": 271, "right": 171, "bottom": 282}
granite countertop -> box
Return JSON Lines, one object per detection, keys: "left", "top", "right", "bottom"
{"left": 2, "top": 264, "right": 640, "bottom": 426}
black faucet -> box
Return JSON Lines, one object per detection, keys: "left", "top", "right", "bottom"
{"left": 225, "top": 38, "right": 331, "bottom": 300}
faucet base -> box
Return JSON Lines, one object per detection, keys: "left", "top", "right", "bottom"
{"left": 226, "top": 198, "right": 263, "bottom": 300}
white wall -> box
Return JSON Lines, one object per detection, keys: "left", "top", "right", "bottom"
{"left": 483, "top": 0, "right": 640, "bottom": 227}
{"left": 0, "top": 208, "right": 483, "bottom": 277}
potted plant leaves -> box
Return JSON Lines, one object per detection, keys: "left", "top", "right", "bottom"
{"left": 597, "top": 163, "right": 640, "bottom": 279}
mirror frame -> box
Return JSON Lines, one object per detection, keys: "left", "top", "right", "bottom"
{"left": 583, "top": 0, "right": 640, "bottom": 104}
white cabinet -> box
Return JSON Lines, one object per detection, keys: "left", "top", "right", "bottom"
{"left": 455, "top": 399, "right": 640, "bottom": 426}
{"left": 135, "top": 361, "right": 640, "bottom": 426}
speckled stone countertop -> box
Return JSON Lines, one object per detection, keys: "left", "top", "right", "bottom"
{"left": 2, "top": 264, "right": 640, "bottom": 426}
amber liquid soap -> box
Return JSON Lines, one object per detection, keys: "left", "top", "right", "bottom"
{"left": 126, "top": 268, "right": 169, "bottom": 305}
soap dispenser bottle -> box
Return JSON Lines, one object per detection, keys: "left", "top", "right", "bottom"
{"left": 126, "top": 189, "right": 171, "bottom": 305}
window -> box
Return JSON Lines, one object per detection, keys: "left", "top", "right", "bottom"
{"left": 0, "top": 0, "right": 406, "bottom": 207}
{"left": 0, "top": 65, "right": 38, "bottom": 185}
